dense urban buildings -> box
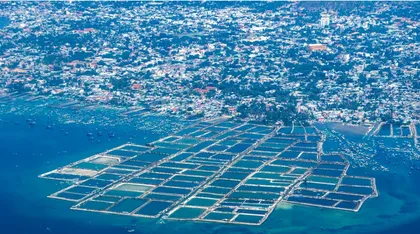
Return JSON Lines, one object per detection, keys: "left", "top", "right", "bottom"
{"left": 0, "top": 1, "right": 419, "bottom": 124}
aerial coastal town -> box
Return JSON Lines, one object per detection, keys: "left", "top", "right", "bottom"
{"left": 0, "top": 1, "right": 419, "bottom": 124}
{"left": 2, "top": 2, "right": 420, "bottom": 232}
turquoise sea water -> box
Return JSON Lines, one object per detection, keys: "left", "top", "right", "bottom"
{"left": 1, "top": 101, "right": 420, "bottom": 234}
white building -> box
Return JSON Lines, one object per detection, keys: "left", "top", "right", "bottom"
{"left": 320, "top": 13, "right": 330, "bottom": 27}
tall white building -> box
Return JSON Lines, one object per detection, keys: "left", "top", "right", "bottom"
{"left": 320, "top": 13, "right": 330, "bottom": 27}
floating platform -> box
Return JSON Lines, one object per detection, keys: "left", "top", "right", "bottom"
{"left": 39, "top": 120, "right": 378, "bottom": 225}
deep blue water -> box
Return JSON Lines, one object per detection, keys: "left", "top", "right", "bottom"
{"left": 1, "top": 104, "right": 420, "bottom": 234}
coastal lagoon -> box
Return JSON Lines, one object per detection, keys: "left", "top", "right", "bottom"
{"left": 1, "top": 101, "right": 420, "bottom": 234}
